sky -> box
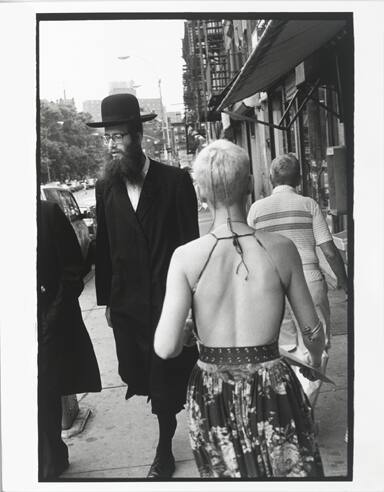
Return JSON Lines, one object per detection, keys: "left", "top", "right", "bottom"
{"left": 39, "top": 19, "right": 186, "bottom": 112}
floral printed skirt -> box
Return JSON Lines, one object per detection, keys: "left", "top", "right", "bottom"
{"left": 186, "top": 342, "right": 324, "bottom": 478}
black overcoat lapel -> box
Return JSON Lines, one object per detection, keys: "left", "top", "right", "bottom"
{"left": 136, "top": 160, "right": 160, "bottom": 224}
{"left": 108, "top": 176, "right": 146, "bottom": 238}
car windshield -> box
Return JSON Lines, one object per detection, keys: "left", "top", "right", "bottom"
{"left": 43, "top": 188, "right": 60, "bottom": 203}
{"left": 59, "top": 191, "right": 80, "bottom": 220}
{"left": 42, "top": 188, "right": 81, "bottom": 221}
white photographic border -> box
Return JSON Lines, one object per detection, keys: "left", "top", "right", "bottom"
{"left": 0, "top": 1, "right": 383, "bottom": 491}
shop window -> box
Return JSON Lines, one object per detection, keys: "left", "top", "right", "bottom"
{"left": 280, "top": 88, "right": 299, "bottom": 155}
{"left": 299, "top": 85, "right": 343, "bottom": 213}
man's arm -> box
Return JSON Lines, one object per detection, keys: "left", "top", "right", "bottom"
{"left": 319, "top": 240, "right": 348, "bottom": 293}
{"left": 176, "top": 170, "right": 199, "bottom": 244}
{"left": 246, "top": 202, "right": 257, "bottom": 227}
{"left": 311, "top": 200, "right": 348, "bottom": 293}
{"left": 53, "top": 202, "right": 84, "bottom": 299}
{"left": 283, "top": 239, "right": 325, "bottom": 368}
{"left": 43, "top": 202, "right": 85, "bottom": 333}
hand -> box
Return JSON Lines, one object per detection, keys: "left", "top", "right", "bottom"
{"left": 299, "top": 366, "right": 321, "bottom": 381}
{"left": 105, "top": 306, "right": 113, "bottom": 328}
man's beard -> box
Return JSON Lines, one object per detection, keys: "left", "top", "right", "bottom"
{"left": 103, "top": 141, "right": 145, "bottom": 185}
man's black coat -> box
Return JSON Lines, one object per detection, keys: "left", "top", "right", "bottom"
{"left": 95, "top": 159, "right": 199, "bottom": 414}
{"left": 37, "top": 201, "right": 101, "bottom": 395}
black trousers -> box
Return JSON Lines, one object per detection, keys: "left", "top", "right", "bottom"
{"left": 38, "top": 382, "right": 68, "bottom": 480}
{"left": 112, "top": 318, "right": 198, "bottom": 414}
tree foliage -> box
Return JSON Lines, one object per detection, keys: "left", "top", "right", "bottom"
{"left": 40, "top": 100, "right": 106, "bottom": 183}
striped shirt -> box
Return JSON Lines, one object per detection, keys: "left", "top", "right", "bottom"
{"left": 247, "top": 185, "right": 332, "bottom": 279}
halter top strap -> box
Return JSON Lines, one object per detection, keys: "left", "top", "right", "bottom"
{"left": 191, "top": 233, "right": 219, "bottom": 294}
{"left": 253, "top": 235, "right": 287, "bottom": 293}
{"left": 191, "top": 231, "right": 287, "bottom": 294}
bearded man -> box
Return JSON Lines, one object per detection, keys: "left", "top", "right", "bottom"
{"left": 87, "top": 94, "right": 199, "bottom": 478}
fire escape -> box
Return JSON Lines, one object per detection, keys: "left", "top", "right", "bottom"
{"left": 182, "top": 20, "right": 229, "bottom": 135}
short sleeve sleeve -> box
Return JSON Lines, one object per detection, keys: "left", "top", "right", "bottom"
{"left": 247, "top": 202, "right": 258, "bottom": 228}
{"left": 311, "top": 200, "right": 333, "bottom": 245}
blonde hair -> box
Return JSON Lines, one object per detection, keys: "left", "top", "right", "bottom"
{"left": 193, "top": 139, "right": 250, "bottom": 207}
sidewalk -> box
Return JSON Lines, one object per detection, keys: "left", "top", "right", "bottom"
{"left": 61, "top": 271, "right": 349, "bottom": 479}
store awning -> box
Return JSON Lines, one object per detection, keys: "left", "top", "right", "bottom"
{"left": 217, "top": 19, "right": 347, "bottom": 111}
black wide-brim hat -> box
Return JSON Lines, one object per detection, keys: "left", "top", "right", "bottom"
{"left": 86, "top": 93, "right": 157, "bottom": 128}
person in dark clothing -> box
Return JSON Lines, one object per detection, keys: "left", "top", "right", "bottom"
{"left": 87, "top": 93, "right": 199, "bottom": 478}
{"left": 37, "top": 200, "right": 101, "bottom": 480}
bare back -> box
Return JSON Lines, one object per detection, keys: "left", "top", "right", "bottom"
{"left": 183, "top": 226, "right": 287, "bottom": 348}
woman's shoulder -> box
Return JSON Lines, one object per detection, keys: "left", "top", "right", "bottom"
{"left": 172, "top": 234, "right": 217, "bottom": 273}
{"left": 255, "top": 231, "right": 299, "bottom": 264}
{"left": 175, "top": 233, "right": 216, "bottom": 257}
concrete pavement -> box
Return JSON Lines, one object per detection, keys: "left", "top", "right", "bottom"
{"left": 60, "top": 270, "right": 349, "bottom": 480}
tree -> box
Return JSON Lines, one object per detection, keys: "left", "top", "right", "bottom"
{"left": 40, "top": 100, "right": 105, "bottom": 183}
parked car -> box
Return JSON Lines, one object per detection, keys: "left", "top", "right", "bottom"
{"left": 68, "top": 180, "right": 83, "bottom": 193}
{"left": 85, "top": 177, "right": 96, "bottom": 189}
{"left": 40, "top": 185, "right": 95, "bottom": 273}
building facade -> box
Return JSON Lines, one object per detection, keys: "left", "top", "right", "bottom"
{"left": 182, "top": 19, "right": 231, "bottom": 146}
{"left": 183, "top": 17, "right": 352, "bottom": 284}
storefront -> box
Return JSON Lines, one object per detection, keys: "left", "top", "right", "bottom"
{"left": 216, "top": 17, "right": 353, "bottom": 279}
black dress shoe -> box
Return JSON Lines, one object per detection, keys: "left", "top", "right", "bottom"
{"left": 147, "top": 454, "right": 175, "bottom": 478}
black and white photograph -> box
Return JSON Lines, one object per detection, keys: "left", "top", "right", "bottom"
{"left": 36, "top": 11, "right": 353, "bottom": 481}
{"left": 0, "top": 2, "right": 383, "bottom": 491}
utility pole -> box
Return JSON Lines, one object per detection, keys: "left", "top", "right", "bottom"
{"left": 117, "top": 54, "right": 171, "bottom": 163}
{"left": 158, "top": 78, "right": 168, "bottom": 160}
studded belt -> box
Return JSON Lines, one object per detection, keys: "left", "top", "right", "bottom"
{"left": 198, "top": 341, "right": 280, "bottom": 365}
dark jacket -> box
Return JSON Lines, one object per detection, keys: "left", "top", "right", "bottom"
{"left": 95, "top": 159, "right": 199, "bottom": 413}
{"left": 38, "top": 200, "right": 101, "bottom": 395}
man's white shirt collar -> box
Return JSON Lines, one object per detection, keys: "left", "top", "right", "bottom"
{"left": 125, "top": 155, "right": 150, "bottom": 211}
{"left": 272, "top": 185, "right": 296, "bottom": 194}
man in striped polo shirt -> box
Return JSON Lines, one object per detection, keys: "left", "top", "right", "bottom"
{"left": 247, "top": 153, "right": 348, "bottom": 407}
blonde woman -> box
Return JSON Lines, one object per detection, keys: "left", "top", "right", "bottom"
{"left": 154, "top": 139, "right": 325, "bottom": 478}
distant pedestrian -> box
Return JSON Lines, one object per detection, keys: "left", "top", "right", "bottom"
{"left": 247, "top": 153, "right": 348, "bottom": 406}
{"left": 154, "top": 140, "right": 325, "bottom": 478}
{"left": 194, "top": 134, "right": 207, "bottom": 158}
{"left": 87, "top": 93, "right": 199, "bottom": 478}
{"left": 37, "top": 200, "right": 101, "bottom": 480}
